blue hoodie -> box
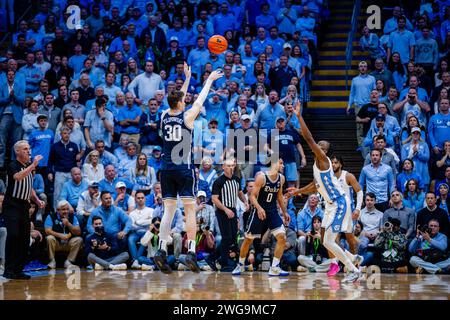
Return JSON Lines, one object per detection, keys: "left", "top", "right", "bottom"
{"left": 428, "top": 112, "right": 450, "bottom": 149}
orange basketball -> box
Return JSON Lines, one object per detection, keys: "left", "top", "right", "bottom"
{"left": 208, "top": 35, "right": 228, "bottom": 54}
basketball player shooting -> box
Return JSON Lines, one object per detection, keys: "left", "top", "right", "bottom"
{"left": 286, "top": 102, "right": 363, "bottom": 282}
{"left": 154, "top": 63, "right": 223, "bottom": 274}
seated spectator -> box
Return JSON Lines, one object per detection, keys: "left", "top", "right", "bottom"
{"left": 95, "top": 140, "right": 119, "bottom": 168}
{"left": 85, "top": 216, "right": 129, "bottom": 271}
{"left": 128, "top": 191, "right": 154, "bottom": 270}
{"left": 178, "top": 217, "right": 215, "bottom": 271}
{"left": 130, "top": 153, "right": 157, "bottom": 196}
{"left": 296, "top": 194, "right": 324, "bottom": 256}
{"left": 400, "top": 127, "right": 430, "bottom": 189}
{"left": 373, "top": 218, "right": 408, "bottom": 273}
{"left": 114, "top": 181, "right": 135, "bottom": 214}
{"left": 117, "top": 142, "right": 138, "bottom": 180}
{"left": 113, "top": 136, "right": 130, "bottom": 163}
{"left": 369, "top": 102, "right": 401, "bottom": 139}
{"left": 98, "top": 165, "right": 132, "bottom": 198}
{"left": 76, "top": 181, "right": 100, "bottom": 232}
{"left": 409, "top": 219, "right": 449, "bottom": 274}
{"left": 195, "top": 191, "right": 215, "bottom": 231}
{"left": 433, "top": 166, "right": 450, "bottom": 195}
{"left": 436, "top": 183, "right": 449, "bottom": 215}
{"left": 139, "top": 217, "right": 174, "bottom": 270}
{"left": 403, "top": 178, "right": 426, "bottom": 212}
{"left": 383, "top": 191, "right": 415, "bottom": 239}
{"left": 82, "top": 150, "right": 105, "bottom": 184}
{"left": 297, "top": 216, "right": 332, "bottom": 273}
{"left": 360, "top": 192, "right": 383, "bottom": 243}
{"left": 44, "top": 200, "right": 83, "bottom": 269}
{"left": 148, "top": 146, "right": 163, "bottom": 173}
{"left": 417, "top": 192, "right": 450, "bottom": 237}
{"left": 352, "top": 220, "right": 372, "bottom": 266}
{"left": 396, "top": 159, "right": 424, "bottom": 192}
{"left": 145, "top": 182, "right": 162, "bottom": 209}
{"left": 60, "top": 167, "right": 88, "bottom": 211}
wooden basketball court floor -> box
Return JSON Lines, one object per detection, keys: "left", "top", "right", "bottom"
{"left": 1, "top": 270, "right": 449, "bottom": 300}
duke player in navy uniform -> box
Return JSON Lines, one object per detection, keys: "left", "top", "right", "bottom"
{"left": 154, "top": 63, "right": 223, "bottom": 273}
{"left": 232, "top": 159, "right": 291, "bottom": 276}
{"left": 287, "top": 102, "right": 363, "bottom": 282}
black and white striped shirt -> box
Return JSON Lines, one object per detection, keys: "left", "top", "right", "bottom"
{"left": 5, "top": 160, "right": 33, "bottom": 201}
{"left": 212, "top": 174, "right": 241, "bottom": 211}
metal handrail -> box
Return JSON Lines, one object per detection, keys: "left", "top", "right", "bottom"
{"left": 345, "top": 0, "right": 362, "bottom": 91}
{"left": 0, "top": 1, "right": 33, "bottom": 50}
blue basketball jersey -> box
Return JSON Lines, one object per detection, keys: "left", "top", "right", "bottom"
{"left": 161, "top": 110, "right": 193, "bottom": 170}
{"left": 257, "top": 173, "right": 281, "bottom": 212}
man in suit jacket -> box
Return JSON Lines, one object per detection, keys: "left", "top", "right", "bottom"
{"left": 140, "top": 16, "right": 167, "bottom": 55}
{"left": 0, "top": 69, "right": 25, "bottom": 171}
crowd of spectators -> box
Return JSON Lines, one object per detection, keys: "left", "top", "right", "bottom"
{"left": 0, "top": 1, "right": 449, "bottom": 275}
{"left": 0, "top": 0, "right": 326, "bottom": 273}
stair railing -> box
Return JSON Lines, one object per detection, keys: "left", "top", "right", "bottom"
{"left": 345, "top": 0, "right": 362, "bottom": 91}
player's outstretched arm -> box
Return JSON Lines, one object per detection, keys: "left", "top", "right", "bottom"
{"left": 277, "top": 175, "right": 289, "bottom": 223}
{"left": 185, "top": 69, "right": 224, "bottom": 127}
{"left": 180, "top": 62, "right": 191, "bottom": 98}
{"left": 286, "top": 180, "right": 317, "bottom": 199}
{"left": 293, "top": 101, "right": 327, "bottom": 165}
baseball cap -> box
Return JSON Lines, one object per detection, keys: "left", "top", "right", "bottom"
{"left": 115, "top": 181, "right": 126, "bottom": 189}
{"left": 276, "top": 115, "right": 286, "bottom": 122}
{"left": 375, "top": 113, "right": 386, "bottom": 121}
{"left": 283, "top": 43, "right": 292, "bottom": 49}
{"left": 241, "top": 114, "right": 251, "bottom": 121}
{"left": 169, "top": 36, "right": 179, "bottom": 43}
{"left": 197, "top": 190, "right": 207, "bottom": 198}
{"left": 153, "top": 146, "right": 162, "bottom": 152}
{"left": 89, "top": 182, "right": 99, "bottom": 188}
{"left": 120, "top": 25, "right": 128, "bottom": 31}
{"left": 411, "top": 127, "right": 421, "bottom": 133}
{"left": 209, "top": 118, "right": 218, "bottom": 124}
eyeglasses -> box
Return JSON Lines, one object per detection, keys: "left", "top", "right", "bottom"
{"left": 412, "top": 132, "right": 420, "bottom": 135}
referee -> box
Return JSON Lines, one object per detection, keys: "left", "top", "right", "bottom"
{"left": 212, "top": 158, "right": 249, "bottom": 271}
{"left": 3, "top": 140, "right": 45, "bottom": 280}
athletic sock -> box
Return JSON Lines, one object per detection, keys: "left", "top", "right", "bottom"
{"left": 271, "top": 257, "right": 280, "bottom": 268}
{"left": 158, "top": 239, "right": 168, "bottom": 252}
{"left": 239, "top": 257, "right": 245, "bottom": 265}
{"left": 188, "top": 240, "right": 196, "bottom": 254}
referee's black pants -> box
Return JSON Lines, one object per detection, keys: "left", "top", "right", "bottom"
{"left": 215, "top": 209, "right": 238, "bottom": 268}
{"left": 3, "top": 199, "right": 31, "bottom": 275}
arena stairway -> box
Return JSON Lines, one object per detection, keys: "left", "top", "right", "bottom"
{"left": 308, "top": 0, "right": 369, "bottom": 114}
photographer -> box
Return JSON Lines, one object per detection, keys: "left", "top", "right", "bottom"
{"left": 297, "top": 216, "right": 332, "bottom": 273}
{"left": 85, "top": 216, "right": 129, "bottom": 271}
{"left": 393, "top": 87, "right": 430, "bottom": 129}
{"left": 44, "top": 200, "right": 83, "bottom": 269}
{"left": 178, "top": 217, "right": 215, "bottom": 271}
{"left": 373, "top": 218, "right": 408, "bottom": 273}
{"left": 409, "top": 219, "right": 449, "bottom": 274}
{"left": 195, "top": 191, "right": 215, "bottom": 232}
{"left": 139, "top": 217, "right": 173, "bottom": 270}
{"left": 383, "top": 191, "right": 415, "bottom": 239}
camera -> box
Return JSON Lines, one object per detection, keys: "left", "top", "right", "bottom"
{"left": 420, "top": 225, "right": 432, "bottom": 234}
{"left": 384, "top": 221, "right": 393, "bottom": 231}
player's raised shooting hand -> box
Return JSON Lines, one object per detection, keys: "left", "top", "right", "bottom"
{"left": 209, "top": 69, "right": 224, "bottom": 81}
{"left": 283, "top": 214, "right": 291, "bottom": 226}
{"left": 183, "top": 62, "right": 191, "bottom": 78}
